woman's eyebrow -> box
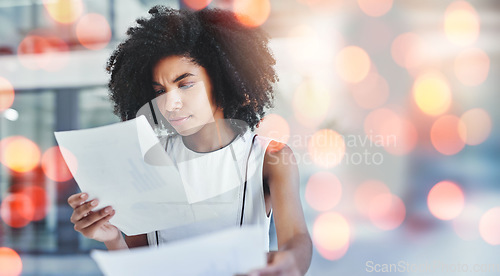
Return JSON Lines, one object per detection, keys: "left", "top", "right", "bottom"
{"left": 152, "top": 72, "right": 195, "bottom": 86}
{"left": 172, "top": 72, "right": 195, "bottom": 83}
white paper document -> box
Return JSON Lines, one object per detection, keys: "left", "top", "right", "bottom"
{"left": 91, "top": 226, "right": 267, "bottom": 276}
{"left": 54, "top": 115, "right": 219, "bottom": 235}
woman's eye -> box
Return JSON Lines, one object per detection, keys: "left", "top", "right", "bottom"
{"left": 155, "top": 89, "right": 165, "bottom": 95}
{"left": 180, "top": 83, "right": 195, "bottom": 90}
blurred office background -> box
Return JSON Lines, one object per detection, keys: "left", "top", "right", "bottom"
{"left": 0, "top": 0, "right": 499, "bottom": 275}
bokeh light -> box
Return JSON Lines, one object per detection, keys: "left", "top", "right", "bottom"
{"left": 0, "top": 247, "right": 23, "bottom": 276}
{"left": 444, "top": 1, "right": 480, "bottom": 46}
{"left": 313, "top": 212, "right": 350, "bottom": 251}
{"left": 3, "top": 108, "right": 19, "bottom": 121}
{"left": 427, "top": 181, "right": 465, "bottom": 220}
{"left": 363, "top": 108, "right": 418, "bottom": 155}
{"left": 349, "top": 73, "right": 389, "bottom": 109}
{"left": 454, "top": 48, "right": 490, "bottom": 86}
{"left": 0, "top": 193, "right": 35, "bottom": 228}
{"left": 233, "top": 0, "right": 271, "bottom": 27}
{"left": 368, "top": 193, "right": 406, "bottom": 230}
{"left": 0, "top": 76, "right": 15, "bottom": 111}
{"left": 0, "top": 137, "right": 15, "bottom": 163}
{"left": 479, "top": 207, "right": 500, "bottom": 245}
{"left": 1, "top": 136, "right": 41, "bottom": 173}
{"left": 357, "top": 0, "right": 393, "bottom": 17}
{"left": 452, "top": 204, "right": 481, "bottom": 241}
{"left": 182, "top": 0, "right": 212, "bottom": 11}
{"left": 292, "top": 79, "right": 330, "bottom": 128}
{"left": 316, "top": 241, "right": 349, "bottom": 261}
{"left": 43, "top": 0, "right": 84, "bottom": 24}
{"left": 384, "top": 117, "right": 417, "bottom": 156}
{"left": 39, "top": 36, "right": 70, "bottom": 71}
{"left": 255, "top": 114, "right": 290, "bottom": 153}
{"left": 18, "top": 186, "right": 49, "bottom": 221}
{"left": 305, "top": 171, "right": 342, "bottom": 211}
{"left": 76, "top": 13, "right": 112, "bottom": 50}
{"left": 308, "top": 129, "right": 346, "bottom": 168}
{"left": 391, "top": 32, "right": 427, "bottom": 71}
{"left": 430, "top": 115, "right": 466, "bottom": 155}
{"left": 335, "top": 46, "right": 371, "bottom": 83}
{"left": 459, "top": 108, "right": 491, "bottom": 146}
{"left": 41, "top": 146, "right": 76, "bottom": 182}
{"left": 354, "top": 179, "right": 390, "bottom": 217}
{"left": 17, "top": 35, "right": 48, "bottom": 70}
{"left": 412, "top": 70, "right": 451, "bottom": 116}
{"left": 17, "top": 35, "right": 70, "bottom": 71}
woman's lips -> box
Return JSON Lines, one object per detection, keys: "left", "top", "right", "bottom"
{"left": 169, "top": 116, "right": 191, "bottom": 126}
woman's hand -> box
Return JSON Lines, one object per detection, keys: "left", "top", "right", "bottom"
{"left": 247, "top": 251, "right": 302, "bottom": 276}
{"left": 68, "top": 192, "right": 120, "bottom": 243}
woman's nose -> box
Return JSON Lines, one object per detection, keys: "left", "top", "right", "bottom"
{"left": 162, "top": 89, "right": 183, "bottom": 112}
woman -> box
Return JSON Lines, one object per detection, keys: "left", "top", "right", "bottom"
{"left": 68, "top": 6, "right": 312, "bottom": 275}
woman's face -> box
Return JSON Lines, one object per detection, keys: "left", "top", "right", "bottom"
{"left": 152, "top": 56, "right": 220, "bottom": 136}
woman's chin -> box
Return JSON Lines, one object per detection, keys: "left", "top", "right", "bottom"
{"left": 174, "top": 124, "right": 203, "bottom": 136}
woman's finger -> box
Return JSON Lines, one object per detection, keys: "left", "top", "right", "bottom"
{"left": 70, "top": 199, "right": 99, "bottom": 223}
{"left": 67, "top": 193, "right": 88, "bottom": 209}
{"left": 74, "top": 206, "right": 114, "bottom": 231}
{"left": 80, "top": 211, "right": 116, "bottom": 238}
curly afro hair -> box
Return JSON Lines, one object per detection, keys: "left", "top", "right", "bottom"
{"left": 106, "top": 6, "right": 278, "bottom": 136}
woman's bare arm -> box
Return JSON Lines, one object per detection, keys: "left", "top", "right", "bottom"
{"left": 125, "top": 234, "right": 149, "bottom": 248}
{"left": 104, "top": 233, "right": 148, "bottom": 250}
{"left": 257, "top": 143, "right": 313, "bottom": 275}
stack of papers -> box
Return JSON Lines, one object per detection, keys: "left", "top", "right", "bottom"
{"left": 91, "top": 226, "right": 267, "bottom": 276}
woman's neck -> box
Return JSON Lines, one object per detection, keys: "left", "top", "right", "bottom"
{"left": 181, "top": 119, "right": 236, "bottom": 153}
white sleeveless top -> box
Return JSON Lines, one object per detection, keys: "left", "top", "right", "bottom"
{"left": 147, "top": 128, "right": 274, "bottom": 251}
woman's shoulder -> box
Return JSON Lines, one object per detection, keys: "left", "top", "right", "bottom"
{"left": 256, "top": 135, "right": 296, "bottom": 177}
{"left": 252, "top": 134, "right": 293, "bottom": 155}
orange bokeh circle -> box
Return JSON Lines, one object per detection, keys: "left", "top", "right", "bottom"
{"left": 336, "top": 46, "right": 371, "bottom": 83}
{"left": 479, "top": 207, "right": 500, "bottom": 245}
{"left": 183, "top": 0, "right": 212, "bottom": 11}
{"left": 305, "top": 171, "right": 342, "bottom": 211}
{"left": 0, "top": 193, "right": 35, "bottom": 228}
{"left": 313, "top": 212, "right": 350, "bottom": 251}
{"left": 0, "top": 77, "right": 15, "bottom": 111}
{"left": 427, "top": 180, "right": 464, "bottom": 220}
{"left": 368, "top": 193, "right": 406, "bottom": 230}
{"left": 0, "top": 247, "right": 23, "bottom": 276}
{"left": 19, "top": 186, "right": 49, "bottom": 222}
{"left": 430, "top": 115, "right": 466, "bottom": 155}
{"left": 308, "top": 129, "right": 346, "bottom": 168}
{"left": 233, "top": 0, "right": 271, "bottom": 28}
{"left": 41, "top": 146, "right": 76, "bottom": 182}
{"left": 17, "top": 34, "right": 70, "bottom": 71}
{"left": 43, "top": 0, "right": 84, "bottom": 24}
{"left": 76, "top": 13, "right": 112, "bottom": 50}
{"left": 444, "top": 1, "right": 480, "bottom": 46}
{"left": 1, "top": 136, "right": 41, "bottom": 173}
